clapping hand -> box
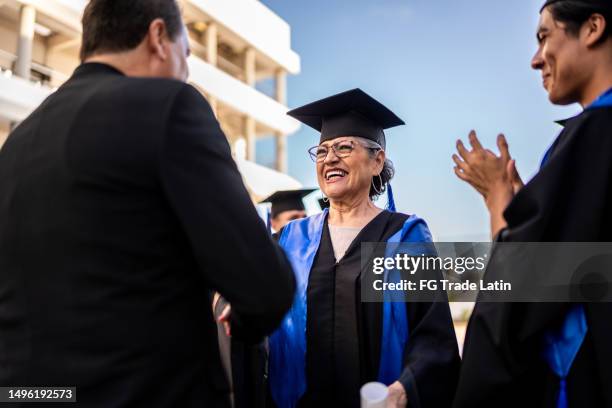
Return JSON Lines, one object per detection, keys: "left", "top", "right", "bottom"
{"left": 452, "top": 131, "right": 524, "bottom": 236}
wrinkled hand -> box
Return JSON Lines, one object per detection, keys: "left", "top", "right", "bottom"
{"left": 212, "top": 293, "right": 232, "bottom": 337}
{"left": 218, "top": 303, "right": 232, "bottom": 337}
{"left": 387, "top": 381, "right": 407, "bottom": 407}
{"left": 452, "top": 130, "right": 523, "bottom": 207}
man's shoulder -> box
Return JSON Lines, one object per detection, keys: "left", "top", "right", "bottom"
{"left": 567, "top": 106, "right": 612, "bottom": 130}
{"left": 94, "top": 76, "right": 197, "bottom": 105}
{"left": 583, "top": 105, "right": 612, "bottom": 123}
{"left": 60, "top": 75, "right": 212, "bottom": 129}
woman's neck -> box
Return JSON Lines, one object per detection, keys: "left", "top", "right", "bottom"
{"left": 327, "top": 195, "right": 382, "bottom": 228}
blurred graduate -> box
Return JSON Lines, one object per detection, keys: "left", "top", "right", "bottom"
{"left": 452, "top": 1, "right": 612, "bottom": 406}
{"left": 262, "top": 189, "right": 317, "bottom": 232}
{"left": 269, "top": 89, "right": 460, "bottom": 407}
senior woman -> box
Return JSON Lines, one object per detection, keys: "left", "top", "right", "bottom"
{"left": 269, "top": 89, "right": 460, "bottom": 408}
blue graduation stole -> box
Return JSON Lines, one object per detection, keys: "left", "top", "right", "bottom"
{"left": 539, "top": 148, "right": 587, "bottom": 408}
{"left": 539, "top": 88, "right": 612, "bottom": 407}
{"left": 268, "top": 207, "right": 432, "bottom": 408}
{"left": 589, "top": 87, "right": 612, "bottom": 109}
{"left": 543, "top": 305, "right": 587, "bottom": 408}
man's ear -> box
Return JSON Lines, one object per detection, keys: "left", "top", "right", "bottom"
{"left": 583, "top": 13, "right": 607, "bottom": 47}
{"left": 147, "top": 18, "right": 169, "bottom": 60}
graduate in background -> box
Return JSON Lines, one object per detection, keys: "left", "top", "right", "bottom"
{"left": 452, "top": 0, "right": 612, "bottom": 406}
{"left": 269, "top": 89, "right": 460, "bottom": 407}
{"left": 261, "top": 189, "right": 317, "bottom": 232}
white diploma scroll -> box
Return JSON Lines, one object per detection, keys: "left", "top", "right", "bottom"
{"left": 360, "top": 382, "right": 388, "bottom": 408}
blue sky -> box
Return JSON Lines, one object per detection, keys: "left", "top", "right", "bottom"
{"left": 257, "top": 0, "right": 581, "bottom": 240}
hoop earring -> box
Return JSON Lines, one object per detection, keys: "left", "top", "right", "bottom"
{"left": 322, "top": 196, "right": 329, "bottom": 203}
{"left": 371, "top": 173, "right": 383, "bottom": 195}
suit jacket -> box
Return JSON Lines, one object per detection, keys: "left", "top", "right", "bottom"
{"left": 0, "top": 63, "right": 295, "bottom": 407}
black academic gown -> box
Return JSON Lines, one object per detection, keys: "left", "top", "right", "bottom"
{"left": 230, "top": 336, "right": 267, "bottom": 408}
{"left": 454, "top": 106, "right": 612, "bottom": 407}
{"left": 298, "top": 211, "right": 460, "bottom": 408}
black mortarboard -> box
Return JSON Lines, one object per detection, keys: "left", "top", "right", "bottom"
{"left": 260, "top": 189, "right": 316, "bottom": 218}
{"left": 541, "top": 0, "right": 610, "bottom": 12}
{"left": 286, "top": 88, "right": 405, "bottom": 149}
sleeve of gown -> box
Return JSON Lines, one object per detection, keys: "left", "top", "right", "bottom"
{"left": 454, "top": 109, "right": 612, "bottom": 407}
{"left": 397, "top": 218, "right": 461, "bottom": 408}
{"left": 159, "top": 84, "right": 295, "bottom": 343}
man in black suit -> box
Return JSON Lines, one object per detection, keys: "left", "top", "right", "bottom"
{"left": 0, "top": 1, "right": 295, "bottom": 407}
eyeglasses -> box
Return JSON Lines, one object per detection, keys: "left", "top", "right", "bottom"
{"left": 308, "top": 140, "right": 380, "bottom": 162}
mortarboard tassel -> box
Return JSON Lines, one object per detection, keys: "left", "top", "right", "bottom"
{"left": 266, "top": 208, "right": 272, "bottom": 235}
{"left": 386, "top": 183, "right": 396, "bottom": 212}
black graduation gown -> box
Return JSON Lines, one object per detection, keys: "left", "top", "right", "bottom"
{"left": 454, "top": 106, "right": 612, "bottom": 408}
{"left": 298, "top": 210, "right": 460, "bottom": 408}
{"left": 230, "top": 337, "right": 267, "bottom": 408}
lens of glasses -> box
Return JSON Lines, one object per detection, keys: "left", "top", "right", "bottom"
{"left": 308, "top": 146, "right": 326, "bottom": 162}
{"left": 308, "top": 141, "right": 357, "bottom": 162}
{"left": 334, "top": 141, "right": 354, "bottom": 157}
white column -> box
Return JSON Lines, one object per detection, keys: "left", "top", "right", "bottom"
{"left": 0, "top": 123, "right": 14, "bottom": 150}
{"left": 275, "top": 69, "right": 287, "bottom": 105}
{"left": 202, "top": 91, "right": 218, "bottom": 118}
{"left": 243, "top": 47, "right": 256, "bottom": 86}
{"left": 204, "top": 22, "right": 218, "bottom": 66}
{"left": 208, "top": 96, "right": 218, "bottom": 118}
{"left": 243, "top": 116, "right": 256, "bottom": 161}
{"left": 274, "top": 69, "right": 288, "bottom": 172}
{"left": 275, "top": 133, "right": 287, "bottom": 173}
{"left": 15, "top": 5, "right": 36, "bottom": 80}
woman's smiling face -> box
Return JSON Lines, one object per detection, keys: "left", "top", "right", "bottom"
{"left": 315, "top": 136, "right": 384, "bottom": 202}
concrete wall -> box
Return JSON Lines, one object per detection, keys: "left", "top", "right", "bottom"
{"left": 0, "top": 16, "right": 18, "bottom": 58}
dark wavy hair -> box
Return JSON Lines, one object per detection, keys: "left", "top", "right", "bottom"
{"left": 80, "top": 0, "right": 183, "bottom": 61}
{"left": 546, "top": 1, "right": 611, "bottom": 41}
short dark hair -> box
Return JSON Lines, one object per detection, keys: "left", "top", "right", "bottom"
{"left": 547, "top": 1, "right": 611, "bottom": 40}
{"left": 80, "top": 0, "right": 183, "bottom": 61}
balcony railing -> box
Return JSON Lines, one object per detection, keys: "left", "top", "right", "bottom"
{"left": 0, "top": 67, "right": 52, "bottom": 122}
{"left": 0, "top": 48, "right": 68, "bottom": 87}
{"left": 187, "top": 55, "right": 299, "bottom": 136}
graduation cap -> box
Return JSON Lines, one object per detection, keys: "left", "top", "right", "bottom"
{"left": 541, "top": 0, "right": 610, "bottom": 11}
{"left": 286, "top": 88, "right": 405, "bottom": 149}
{"left": 260, "top": 189, "right": 316, "bottom": 218}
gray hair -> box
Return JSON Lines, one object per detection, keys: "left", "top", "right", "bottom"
{"left": 354, "top": 137, "right": 395, "bottom": 200}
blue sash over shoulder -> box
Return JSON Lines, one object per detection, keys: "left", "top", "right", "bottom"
{"left": 269, "top": 208, "right": 433, "bottom": 408}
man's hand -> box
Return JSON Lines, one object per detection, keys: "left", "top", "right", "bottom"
{"left": 217, "top": 303, "right": 232, "bottom": 337}
{"left": 212, "top": 292, "right": 232, "bottom": 337}
{"left": 387, "top": 381, "right": 407, "bottom": 407}
{"left": 452, "top": 131, "right": 524, "bottom": 237}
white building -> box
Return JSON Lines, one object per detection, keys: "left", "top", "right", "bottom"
{"left": 0, "top": 0, "right": 302, "bottom": 199}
